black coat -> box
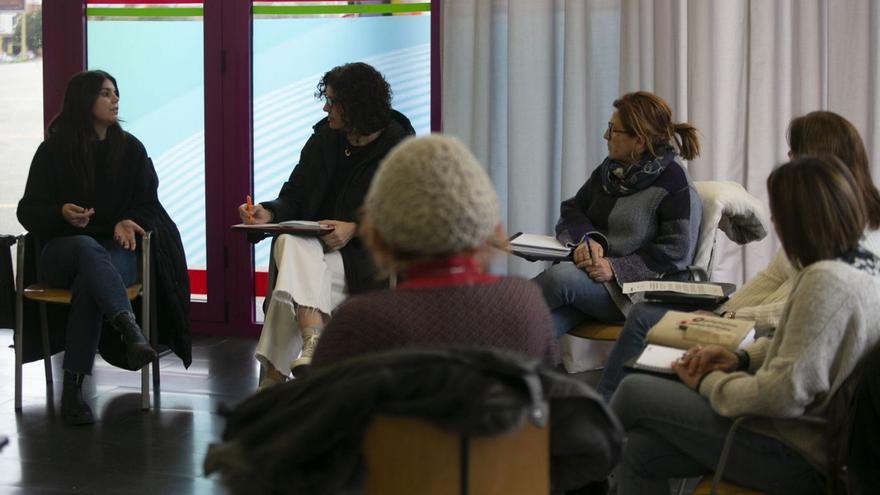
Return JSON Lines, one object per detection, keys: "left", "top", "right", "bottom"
{"left": 204, "top": 347, "right": 624, "bottom": 494}
{"left": 15, "top": 132, "right": 192, "bottom": 368}
{"left": 260, "top": 110, "right": 415, "bottom": 294}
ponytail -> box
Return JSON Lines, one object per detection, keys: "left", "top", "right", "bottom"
{"left": 673, "top": 122, "right": 700, "bottom": 161}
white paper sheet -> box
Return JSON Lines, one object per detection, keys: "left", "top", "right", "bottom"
{"left": 621, "top": 281, "right": 725, "bottom": 297}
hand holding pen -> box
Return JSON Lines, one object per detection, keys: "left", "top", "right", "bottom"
{"left": 238, "top": 195, "right": 273, "bottom": 224}
{"left": 574, "top": 237, "right": 612, "bottom": 282}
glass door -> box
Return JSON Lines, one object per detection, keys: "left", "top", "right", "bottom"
{"left": 249, "top": 0, "right": 434, "bottom": 321}
{"left": 84, "top": 1, "right": 224, "bottom": 323}
{"left": 43, "top": 0, "right": 438, "bottom": 334}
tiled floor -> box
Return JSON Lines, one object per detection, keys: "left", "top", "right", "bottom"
{"left": 0, "top": 328, "right": 261, "bottom": 494}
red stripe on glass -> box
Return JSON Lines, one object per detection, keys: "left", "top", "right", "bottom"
{"left": 187, "top": 269, "right": 268, "bottom": 297}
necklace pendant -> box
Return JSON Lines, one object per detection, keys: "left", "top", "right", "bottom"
{"left": 344, "top": 147, "right": 352, "bottom": 157}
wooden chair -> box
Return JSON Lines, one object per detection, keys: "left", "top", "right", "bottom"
{"left": 363, "top": 413, "right": 550, "bottom": 495}
{"left": 690, "top": 479, "right": 764, "bottom": 495}
{"left": 13, "top": 232, "right": 156, "bottom": 411}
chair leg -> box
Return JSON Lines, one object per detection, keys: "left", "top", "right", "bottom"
{"left": 14, "top": 296, "right": 23, "bottom": 411}
{"left": 150, "top": 295, "right": 159, "bottom": 389}
{"left": 140, "top": 301, "right": 150, "bottom": 411}
{"left": 14, "top": 238, "right": 26, "bottom": 410}
{"left": 38, "top": 303, "right": 53, "bottom": 383}
{"left": 140, "top": 231, "right": 153, "bottom": 411}
{"left": 141, "top": 363, "right": 150, "bottom": 410}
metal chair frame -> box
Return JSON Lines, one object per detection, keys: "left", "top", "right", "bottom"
{"left": 13, "top": 232, "right": 157, "bottom": 411}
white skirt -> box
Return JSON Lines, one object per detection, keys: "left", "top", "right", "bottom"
{"left": 255, "top": 234, "right": 347, "bottom": 375}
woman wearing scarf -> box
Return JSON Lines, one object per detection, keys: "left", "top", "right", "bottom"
{"left": 535, "top": 91, "right": 702, "bottom": 337}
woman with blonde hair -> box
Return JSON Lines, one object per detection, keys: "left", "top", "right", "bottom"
{"left": 534, "top": 91, "right": 702, "bottom": 336}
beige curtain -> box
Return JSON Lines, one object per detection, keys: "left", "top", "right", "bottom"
{"left": 442, "top": 0, "right": 621, "bottom": 277}
{"left": 620, "top": 0, "right": 880, "bottom": 284}
{"left": 442, "top": 0, "right": 880, "bottom": 282}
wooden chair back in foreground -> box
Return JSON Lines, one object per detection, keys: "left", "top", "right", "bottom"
{"left": 363, "top": 413, "right": 550, "bottom": 495}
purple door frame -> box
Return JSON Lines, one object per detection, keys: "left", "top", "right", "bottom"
{"left": 42, "top": 0, "right": 85, "bottom": 132}
{"left": 40, "top": 0, "right": 442, "bottom": 337}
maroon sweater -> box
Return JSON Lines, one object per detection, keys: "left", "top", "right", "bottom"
{"left": 311, "top": 277, "right": 557, "bottom": 368}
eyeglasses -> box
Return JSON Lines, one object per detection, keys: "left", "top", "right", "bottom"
{"left": 607, "top": 122, "right": 630, "bottom": 136}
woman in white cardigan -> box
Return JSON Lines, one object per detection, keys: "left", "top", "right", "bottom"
{"left": 595, "top": 110, "right": 880, "bottom": 400}
{"left": 611, "top": 155, "right": 880, "bottom": 494}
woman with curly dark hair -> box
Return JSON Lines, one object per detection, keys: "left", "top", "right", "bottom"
{"left": 237, "top": 62, "right": 415, "bottom": 389}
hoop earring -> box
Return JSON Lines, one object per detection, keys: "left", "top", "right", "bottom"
{"left": 629, "top": 150, "right": 637, "bottom": 163}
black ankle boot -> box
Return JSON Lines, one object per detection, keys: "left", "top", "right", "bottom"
{"left": 110, "top": 311, "right": 157, "bottom": 369}
{"left": 61, "top": 371, "right": 94, "bottom": 425}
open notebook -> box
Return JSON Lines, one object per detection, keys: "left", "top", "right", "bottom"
{"left": 507, "top": 233, "right": 573, "bottom": 261}
{"left": 629, "top": 310, "right": 756, "bottom": 374}
{"left": 231, "top": 220, "right": 334, "bottom": 236}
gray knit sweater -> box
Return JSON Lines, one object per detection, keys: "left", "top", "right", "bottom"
{"left": 699, "top": 247, "right": 880, "bottom": 470}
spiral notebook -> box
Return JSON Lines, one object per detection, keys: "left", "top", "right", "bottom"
{"left": 507, "top": 232, "right": 573, "bottom": 261}
{"left": 631, "top": 344, "right": 688, "bottom": 374}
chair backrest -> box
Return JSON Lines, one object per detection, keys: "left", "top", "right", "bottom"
{"left": 363, "top": 413, "right": 550, "bottom": 495}
{"left": 692, "top": 181, "right": 770, "bottom": 279}
{"left": 0, "top": 235, "right": 16, "bottom": 330}
{"left": 827, "top": 342, "right": 880, "bottom": 495}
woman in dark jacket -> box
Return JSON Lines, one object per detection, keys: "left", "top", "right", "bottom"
{"left": 17, "top": 70, "right": 160, "bottom": 425}
{"left": 534, "top": 91, "right": 703, "bottom": 337}
{"left": 237, "top": 62, "right": 414, "bottom": 388}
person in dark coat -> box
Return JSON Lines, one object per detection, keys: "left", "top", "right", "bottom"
{"left": 17, "top": 70, "right": 170, "bottom": 425}
{"left": 237, "top": 63, "right": 415, "bottom": 388}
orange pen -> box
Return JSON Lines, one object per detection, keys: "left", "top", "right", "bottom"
{"left": 245, "top": 194, "right": 254, "bottom": 223}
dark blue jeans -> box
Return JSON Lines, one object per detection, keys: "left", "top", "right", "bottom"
{"left": 595, "top": 302, "right": 698, "bottom": 400}
{"left": 533, "top": 262, "right": 624, "bottom": 337}
{"left": 39, "top": 235, "right": 137, "bottom": 374}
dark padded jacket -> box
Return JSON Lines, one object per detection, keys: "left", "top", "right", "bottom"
{"left": 260, "top": 110, "right": 415, "bottom": 294}
{"left": 204, "top": 348, "right": 623, "bottom": 494}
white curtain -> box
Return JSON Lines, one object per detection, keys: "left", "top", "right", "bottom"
{"left": 442, "top": 0, "right": 621, "bottom": 278}
{"left": 621, "top": 0, "right": 880, "bottom": 284}
{"left": 442, "top": 0, "right": 880, "bottom": 283}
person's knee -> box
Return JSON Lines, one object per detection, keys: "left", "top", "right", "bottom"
{"left": 534, "top": 263, "right": 582, "bottom": 302}
{"left": 48, "top": 235, "right": 108, "bottom": 267}
{"left": 66, "top": 235, "right": 104, "bottom": 253}
{"left": 610, "top": 374, "right": 656, "bottom": 428}
{"left": 274, "top": 234, "right": 321, "bottom": 265}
